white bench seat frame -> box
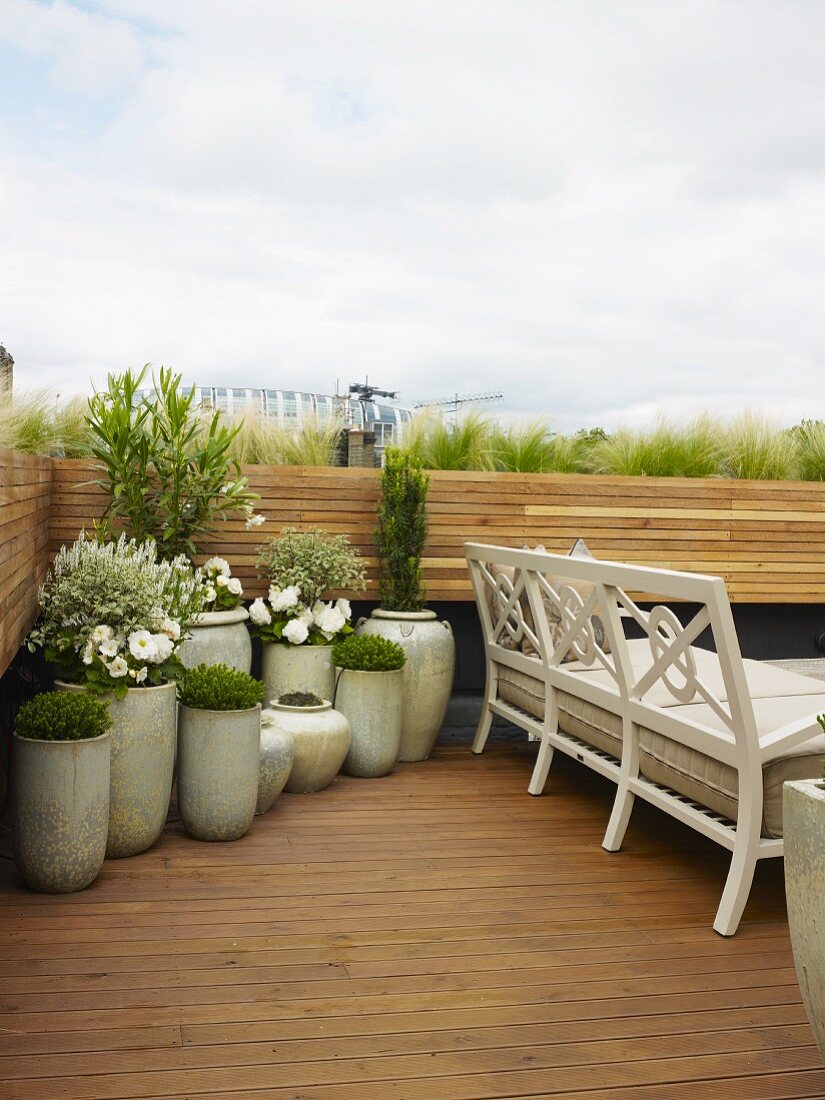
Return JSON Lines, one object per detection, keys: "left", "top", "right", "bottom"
{"left": 465, "top": 542, "right": 824, "bottom": 936}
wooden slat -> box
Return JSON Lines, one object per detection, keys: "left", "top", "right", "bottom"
{"left": 0, "top": 741, "right": 821, "bottom": 1098}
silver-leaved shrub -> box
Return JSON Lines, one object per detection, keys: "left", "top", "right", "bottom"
{"left": 28, "top": 532, "right": 203, "bottom": 696}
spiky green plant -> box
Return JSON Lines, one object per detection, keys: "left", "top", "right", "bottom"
{"left": 52, "top": 397, "right": 94, "bottom": 457}
{"left": 723, "top": 412, "right": 796, "bottom": 481}
{"left": 375, "top": 447, "right": 429, "bottom": 611}
{"left": 793, "top": 420, "right": 825, "bottom": 482}
{"left": 491, "top": 421, "right": 557, "bottom": 473}
{"left": 416, "top": 412, "right": 495, "bottom": 470}
{"left": 592, "top": 415, "right": 725, "bottom": 478}
{"left": 223, "top": 408, "right": 343, "bottom": 466}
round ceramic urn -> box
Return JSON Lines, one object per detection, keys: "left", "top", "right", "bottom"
{"left": 264, "top": 701, "right": 350, "bottom": 794}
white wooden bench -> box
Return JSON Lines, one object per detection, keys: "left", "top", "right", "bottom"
{"left": 465, "top": 542, "right": 825, "bottom": 935}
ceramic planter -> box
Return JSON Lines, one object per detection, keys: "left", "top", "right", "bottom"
{"left": 177, "top": 704, "right": 261, "bottom": 841}
{"left": 179, "top": 608, "right": 252, "bottom": 673}
{"left": 261, "top": 642, "right": 335, "bottom": 705}
{"left": 783, "top": 778, "right": 825, "bottom": 1059}
{"left": 357, "top": 610, "right": 455, "bottom": 761}
{"left": 256, "top": 719, "right": 294, "bottom": 814}
{"left": 56, "top": 680, "right": 177, "bottom": 859}
{"left": 265, "top": 701, "right": 350, "bottom": 793}
{"left": 12, "top": 732, "right": 110, "bottom": 893}
{"left": 335, "top": 667, "right": 404, "bottom": 778}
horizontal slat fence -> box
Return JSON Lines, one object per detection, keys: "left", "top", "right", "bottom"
{"left": 0, "top": 449, "right": 53, "bottom": 676}
{"left": 49, "top": 461, "right": 825, "bottom": 604}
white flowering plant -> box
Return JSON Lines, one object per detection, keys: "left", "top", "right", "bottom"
{"left": 27, "top": 533, "right": 202, "bottom": 696}
{"left": 250, "top": 527, "right": 365, "bottom": 646}
{"left": 248, "top": 587, "right": 354, "bottom": 646}
{"left": 196, "top": 557, "right": 244, "bottom": 612}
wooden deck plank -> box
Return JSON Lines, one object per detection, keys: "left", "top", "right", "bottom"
{"left": 0, "top": 739, "right": 821, "bottom": 1099}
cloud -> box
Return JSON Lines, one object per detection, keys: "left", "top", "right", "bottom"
{"left": 1, "top": 0, "right": 825, "bottom": 429}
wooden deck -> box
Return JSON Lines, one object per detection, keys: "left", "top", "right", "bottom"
{"left": 0, "top": 736, "right": 823, "bottom": 1100}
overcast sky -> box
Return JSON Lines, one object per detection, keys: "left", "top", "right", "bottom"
{"left": 1, "top": 0, "right": 825, "bottom": 431}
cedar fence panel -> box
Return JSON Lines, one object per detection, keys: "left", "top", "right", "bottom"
{"left": 48, "top": 461, "right": 825, "bottom": 605}
{"left": 0, "top": 449, "right": 53, "bottom": 676}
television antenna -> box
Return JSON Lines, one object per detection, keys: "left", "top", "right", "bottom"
{"left": 413, "top": 391, "right": 503, "bottom": 416}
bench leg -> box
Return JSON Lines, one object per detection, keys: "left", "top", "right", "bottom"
{"left": 602, "top": 782, "right": 635, "bottom": 852}
{"left": 713, "top": 834, "right": 760, "bottom": 937}
{"left": 471, "top": 702, "right": 493, "bottom": 754}
{"left": 528, "top": 738, "right": 554, "bottom": 795}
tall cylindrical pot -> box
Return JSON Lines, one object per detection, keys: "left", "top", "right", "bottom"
{"left": 265, "top": 702, "right": 350, "bottom": 794}
{"left": 261, "top": 643, "right": 335, "bottom": 704}
{"left": 357, "top": 610, "right": 455, "bottom": 761}
{"left": 179, "top": 608, "right": 252, "bottom": 673}
{"left": 783, "top": 779, "right": 825, "bottom": 1059}
{"left": 256, "top": 721, "right": 294, "bottom": 815}
{"left": 178, "top": 705, "right": 261, "bottom": 841}
{"left": 56, "top": 681, "right": 177, "bottom": 859}
{"left": 335, "top": 668, "right": 404, "bottom": 778}
{"left": 12, "top": 733, "right": 111, "bottom": 893}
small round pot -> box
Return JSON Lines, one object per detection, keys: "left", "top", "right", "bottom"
{"left": 257, "top": 720, "right": 294, "bottom": 814}
{"left": 335, "top": 667, "right": 404, "bottom": 779}
{"left": 179, "top": 608, "right": 252, "bottom": 674}
{"left": 177, "top": 704, "right": 261, "bottom": 841}
{"left": 261, "top": 642, "right": 335, "bottom": 705}
{"left": 783, "top": 778, "right": 825, "bottom": 1060}
{"left": 356, "top": 610, "right": 455, "bottom": 761}
{"left": 12, "top": 732, "right": 111, "bottom": 893}
{"left": 56, "top": 681, "right": 177, "bottom": 859}
{"left": 266, "top": 701, "right": 350, "bottom": 794}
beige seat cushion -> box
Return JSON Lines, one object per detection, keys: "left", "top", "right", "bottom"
{"left": 496, "top": 661, "right": 825, "bottom": 837}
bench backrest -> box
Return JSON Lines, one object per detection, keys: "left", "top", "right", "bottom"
{"left": 465, "top": 543, "right": 761, "bottom": 772}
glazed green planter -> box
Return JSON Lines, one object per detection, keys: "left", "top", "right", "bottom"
{"left": 356, "top": 610, "right": 455, "bottom": 761}
{"left": 783, "top": 779, "right": 825, "bottom": 1060}
{"left": 335, "top": 667, "right": 404, "bottom": 778}
{"left": 56, "top": 681, "right": 177, "bottom": 859}
{"left": 177, "top": 704, "right": 261, "bottom": 841}
{"left": 262, "top": 642, "right": 335, "bottom": 705}
{"left": 12, "top": 732, "right": 110, "bottom": 893}
{"left": 179, "top": 608, "right": 252, "bottom": 673}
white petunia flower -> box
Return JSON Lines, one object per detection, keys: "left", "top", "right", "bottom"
{"left": 91, "top": 624, "right": 114, "bottom": 644}
{"left": 128, "top": 630, "right": 159, "bottom": 662}
{"left": 270, "top": 585, "right": 301, "bottom": 612}
{"left": 108, "top": 656, "right": 129, "bottom": 678}
{"left": 249, "top": 598, "right": 272, "bottom": 626}
{"left": 335, "top": 598, "right": 351, "bottom": 621}
{"left": 297, "top": 606, "right": 314, "bottom": 626}
{"left": 152, "top": 634, "right": 174, "bottom": 663}
{"left": 204, "top": 586, "right": 217, "bottom": 603}
{"left": 161, "top": 618, "right": 180, "bottom": 640}
{"left": 227, "top": 577, "right": 243, "bottom": 596}
{"left": 245, "top": 513, "right": 265, "bottom": 529}
{"left": 82, "top": 641, "right": 95, "bottom": 665}
{"left": 204, "top": 557, "right": 230, "bottom": 576}
{"left": 135, "top": 666, "right": 148, "bottom": 684}
{"left": 99, "top": 638, "right": 121, "bottom": 658}
{"left": 215, "top": 574, "right": 229, "bottom": 587}
{"left": 283, "top": 619, "right": 309, "bottom": 645}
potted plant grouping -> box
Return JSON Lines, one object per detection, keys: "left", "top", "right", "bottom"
{"left": 177, "top": 663, "right": 265, "bottom": 841}
{"left": 12, "top": 691, "right": 112, "bottom": 893}
{"left": 332, "top": 634, "right": 405, "bottom": 779}
{"left": 358, "top": 448, "right": 455, "bottom": 761}
{"left": 249, "top": 527, "right": 366, "bottom": 702}
{"left": 27, "top": 532, "right": 202, "bottom": 859}
{"left": 266, "top": 690, "right": 351, "bottom": 795}
{"left": 783, "top": 715, "right": 825, "bottom": 1061}
{"left": 179, "top": 557, "right": 251, "bottom": 673}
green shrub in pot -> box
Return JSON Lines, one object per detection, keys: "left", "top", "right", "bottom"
{"left": 332, "top": 635, "right": 405, "bottom": 778}
{"left": 12, "top": 691, "right": 113, "bottom": 893}
{"left": 176, "top": 664, "right": 264, "bottom": 842}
